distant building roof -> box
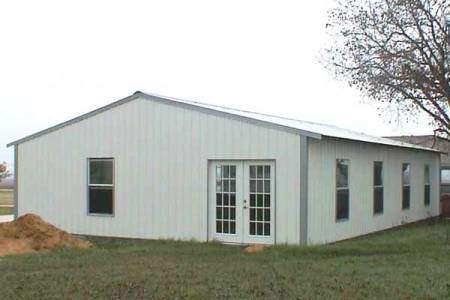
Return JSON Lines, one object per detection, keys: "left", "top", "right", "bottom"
{"left": 0, "top": 177, "right": 14, "bottom": 189}
{"left": 386, "top": 135, "right": 450, "bottom": 154}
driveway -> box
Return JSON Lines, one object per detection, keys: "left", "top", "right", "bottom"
{"left": 0, "top": 215, "right": 13, "bottom": 223}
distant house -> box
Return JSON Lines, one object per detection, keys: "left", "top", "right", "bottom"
{"left": 0, "top": 177, "right": 14, "bottom": 206}
{"left": 387, "top": 135, "right": 450, "bottom": 195}
{"left": 6, "top": 92, "right": 441, "bottom": 245}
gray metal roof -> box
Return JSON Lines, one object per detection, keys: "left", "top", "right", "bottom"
{"left": 7, "top": 91, "right": 439, "bottom": 153}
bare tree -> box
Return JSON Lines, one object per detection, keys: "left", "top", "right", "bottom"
{"left": 324, "top": 0, "right": 450, "bottom": 136}
{"left": 0, "top": 162, "right": 11, "bottom": 182}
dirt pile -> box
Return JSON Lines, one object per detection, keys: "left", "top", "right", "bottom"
{"left": 0, "top": 214, "right": 92, "bottom": 257}
{"left": 243, "top": 244, "right": 267, "bottom": 253}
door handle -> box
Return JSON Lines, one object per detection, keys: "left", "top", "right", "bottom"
{"left": 243, "top": 199, "right": 248, "bottom": 209}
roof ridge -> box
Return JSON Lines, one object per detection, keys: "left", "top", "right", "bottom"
{"left": 138, "top": 91, "right": 400, "bottom": 144}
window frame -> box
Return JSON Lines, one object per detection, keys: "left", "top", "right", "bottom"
{"left": 402, "top": 163, "right": 411, "bottom": 210}
{"left": 87, "top": 158, "right": 115, "bottom": 217}
{"left": 336, "top": 159, "right": 350, "bottom": 222}
{"left": 373, "top": 161, "right": 384, "bottom": 215}
{"left": 424, "top": 165, "right": 431, "bottom": 206}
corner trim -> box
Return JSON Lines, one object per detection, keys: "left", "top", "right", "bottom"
{"left": 13, "top": 145, "right": 18, "bottom": 219}
{"left": 299, "top": 136, "right": 308, "bottom": 245}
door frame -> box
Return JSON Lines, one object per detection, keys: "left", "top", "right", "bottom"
{"left": 207, "top": 159, "right": 276, "bottom": 245}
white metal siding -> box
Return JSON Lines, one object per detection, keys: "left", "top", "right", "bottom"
{"left": 17, "top": 97, "right": 302, "bottom": 244}
{"left": 307, "top": 137, "right": 440, "bottom": 245}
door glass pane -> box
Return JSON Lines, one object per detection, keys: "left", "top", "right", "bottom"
{"left": 223, "top": 193, "right": 229, "bottom": 206}
{"left": 250, "top": 166, "right": 256, "bottom": 179}
{"left": 230, "top": 222, "right": 236, "bottom": 234}
{"left": 257, "top": 180, "right": 263, "bottom": 193}
{"left": 216, "top": 193, "right": 222, "bottom": 205}
{"left": 223, "top": 221, "right": 229, "bottom": 233}
{"left": 230, "top": 166, "right": 236, "bottom": 178}
{"left": 216, "top": 180, "right": 222, "bottom": 192}
{"left": 250, "top": 180, "right": 256, "bottom": 193}
{"left": 264, "top": 166, "right": 271, "bottom": 179}
{"left": 250, "top": 222, "right": 256, "bottom": 235}
{"left": 257, "top": 209, "right": 263, "bottom": 221}
{"left": 216, "top": 221, "right": 222, "bottom": 233}
{"left": 223, "top": 166, "right": 230, "bottom": 178}
{"left": 257, "top": 223, "right": 263, "bottom": 235}
{"left": 230, "top": 194, "right": 236, "bottom": 206}
{"left": 230, "top": 180, "right": 236, "bottom": 193}
{"left": 223, "top": 180, "right": 229, "bottom": 192}
{"left": 264, "top": 223, "right": 270, "bottom": 236}
{"left": 216, "top": 166, "right": 222, "bottom": 179}
{"left": 257, "top": 194, "right": 263, "bottom": 207}
{"left": 257, "top": 166, "right": 263, "bottom": 178}
{"left": 264, "top": 180, "right": 270, "bottom": 193}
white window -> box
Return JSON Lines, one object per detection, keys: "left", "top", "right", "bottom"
{"left": 373, "top": 161, "right": 383, "bottom": 214}
{"left": 88, "top": 158, "right": 114, "bottom": 215}
{"left": 336, "top": 159, "right": 350, "bottom": 221}
{"left": 424, "top": 165, "right": 430, "bottom": 206}
{"left": 402, "top": 163, "right": 410, "bottom": 210}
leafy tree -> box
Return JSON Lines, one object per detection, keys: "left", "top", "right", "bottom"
{"left": 0, "top": 162, "right": 11, "bottom": 182}
{"left": 324, "top": 0, "right": 450, "bottom": 136}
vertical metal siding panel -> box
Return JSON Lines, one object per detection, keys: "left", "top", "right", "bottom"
{"left": 308, "top": 137, "right": 440, "bottom": 244}
{"left": 18, "top": 97, "right": 301, "bottom": 243}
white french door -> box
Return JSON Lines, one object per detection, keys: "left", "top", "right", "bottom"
{"left": 208, "top": 160, "right": 275, "bottom": 244}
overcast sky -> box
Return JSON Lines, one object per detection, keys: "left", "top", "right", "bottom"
{"left": 0, "top": 0, "right": 433, "bottom": 170}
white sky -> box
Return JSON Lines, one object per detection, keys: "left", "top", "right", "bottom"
{"left": 0, "top": 0, "right": 433, "bottom": 170}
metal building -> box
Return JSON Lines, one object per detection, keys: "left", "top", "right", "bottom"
{"left": 7, "top": 92, "right": 441, "bottom": 245}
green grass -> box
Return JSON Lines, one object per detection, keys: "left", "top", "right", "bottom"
{"left": 0, "top": 206, "right": 13, "bottom": 215}
{"left": 1, "top": 219, "right": 450, "bottom": 299}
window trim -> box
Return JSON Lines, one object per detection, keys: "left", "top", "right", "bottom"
{"left": 87, "top": 158, "right": 115, "bottom": 217}
{"left": 373, "top": 161, "right": 384, "bottom": 215}
{"left": 402, "top": 163, "right": 411, "bottom": 210}
{"left": 336, "top": 159, "right": 350, "bottom": 222}
{"left": 424, "top": 164, "right": 431, "bottom": 207}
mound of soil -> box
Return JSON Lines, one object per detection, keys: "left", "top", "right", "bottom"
{"left": 243, "top": 244, "right": 267, "bottom": 253}
{"left": 0, "top": 214, "right": 92, "bottom": 257}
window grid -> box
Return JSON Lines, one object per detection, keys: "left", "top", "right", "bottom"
{"left": 249, "top": 165, "right": 271, "bottom": 236}
{"left": 215, "top": 165, "right": 237, "bottom": 235}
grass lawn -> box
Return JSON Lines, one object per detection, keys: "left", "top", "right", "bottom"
{"left": 1, "top": 219, "right": 450, "bottom": 299}
{"left": 0, "top": 206, "right": 13, "bottom": 215}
